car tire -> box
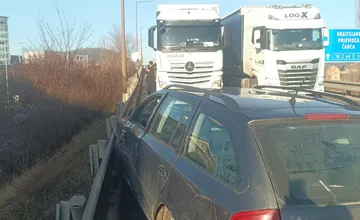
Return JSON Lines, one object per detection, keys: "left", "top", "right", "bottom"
{"left": 156, "top": 206, "right": 174, "bottom": 220}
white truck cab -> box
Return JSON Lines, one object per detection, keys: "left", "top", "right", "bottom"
{"left": 148, "top": 4, "right": 224, "bottom": 91}
{"left": 222, "top": 4, "right": 329, "bottom": 91}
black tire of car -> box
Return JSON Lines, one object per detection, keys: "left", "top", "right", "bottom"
{"left": 156, "top": 206, "right": 174, "bottom": 220}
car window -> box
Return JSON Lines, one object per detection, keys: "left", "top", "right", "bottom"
{"left": 150, "top": 96, "right": 192, "bottom": 151}
{"left": 186, "top": 112, "right": 241, "bottom": 189}
{"left": 134, "top": 95, "right": 163, "bottom": 128}
{"left": 250, "top": 119, "right": 360, "bottom": 205}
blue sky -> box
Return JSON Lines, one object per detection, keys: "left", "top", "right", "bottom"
{"left": 1, "top": 0, "right": 358, "bottom": 63}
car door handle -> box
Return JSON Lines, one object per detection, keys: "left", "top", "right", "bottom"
{"left": 158, "top": 165, "right": 167, "bottom": 176}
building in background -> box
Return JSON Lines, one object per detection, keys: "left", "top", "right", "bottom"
{"left": 24, "top": 48, "right": 105, "bottom": 66}
{"left": 0, "top": 16, "right": 9, "bottom": 66}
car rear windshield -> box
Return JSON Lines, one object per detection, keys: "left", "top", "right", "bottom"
{"left": 250, "top": 118, "right": 360, "bottom": 206}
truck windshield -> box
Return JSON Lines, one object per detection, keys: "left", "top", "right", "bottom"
{"left": 250, "top": 118, "right": 360, "bottom": 206}
{"left": 269, "top": 28, "right": 323, "bottom": 51}
{"left": 158, "top": 25, "right": 221, "bottom": 49}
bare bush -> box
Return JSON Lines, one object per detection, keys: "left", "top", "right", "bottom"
{"left": 0, "top": 3, "right": 137, "bottom": 187}
{"left": 0, "top": 75, "right": 97, "bottom": 186}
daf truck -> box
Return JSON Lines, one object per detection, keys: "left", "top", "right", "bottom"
{"left": 148, "top": 4, "right": 224, "bottom": 91}
{"left": 222, "top": 4, "right": 329, "bottom": 91}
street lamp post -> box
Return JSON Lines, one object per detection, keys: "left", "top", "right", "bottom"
{"left": 1, "top": 42, "right": 25, "bottom": 109}
{"left": 139, "top": 27, "right": 149, "bottom": 63}
{"left": 136, "top": 0, "right": 153, "bottom": 53}
{"left": 4, "top": 50, "right": 8, "bottom": 108}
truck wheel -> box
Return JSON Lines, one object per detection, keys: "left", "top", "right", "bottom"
{"left": 250, "top": 77, "right": 258, "bottom": 88}
{"left": 156, "top": 206, "right": 174, "bottom": 220}
{"left": 240, "top": 78, "right": 251, "bottom": 88}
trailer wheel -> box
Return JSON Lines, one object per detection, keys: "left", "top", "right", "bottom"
{"left": 156, "top": 205, "right": 174, "bottom": 220}
{"left": 240, "top": 78, "right": 251, "bottom": 88}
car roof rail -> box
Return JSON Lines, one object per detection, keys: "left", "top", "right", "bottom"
{"left": 254, "top": 85, "right": 360, "bottom": 107}
{"left": 161, "top": 84, "right": 232, "bottom": 107}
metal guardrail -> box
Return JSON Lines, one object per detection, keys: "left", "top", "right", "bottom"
{"left": 56, "top": 66, "right": 144, "bottom": 220}
{"left": 324, "top": 80, "right": 360, "bottom": 94}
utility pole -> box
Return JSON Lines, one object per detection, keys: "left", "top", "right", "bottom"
{"left": 121, "top": 0, "right": 127, "bottom": 98}
{"left": 136, "top": 2, "right": 138, "bottom": 53}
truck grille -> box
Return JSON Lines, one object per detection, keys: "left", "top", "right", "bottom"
{"left": 167, "top": 71, "right": 212, "bottom": 85}
{"left": 277, "top": 60, "right": 319, "bottom": 89}
{"left": 170, "top": 61, "right": 214, "bottom": 72}
{"left": 167, "top": 61, "right": 215, "bottom": 85}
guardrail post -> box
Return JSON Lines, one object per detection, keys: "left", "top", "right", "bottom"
{"left": 123, "top": 93, "right": 128, "bottom": 102}
{"left": 56, "top": 201, "right": 71, "bottom": 220}
{"left": 97, "top": 139, "right": 107, "bottom": 159}
{"left": 89, "top": 144, "right": 100, "bottom": 176}
{"left": 69, "top": 195, "right": 86, "bottom": 220}
{"left": 116, "top": 103, "right": 124, "bottom": 116}
{"left": 110, "top": 115, "right": 117, "bottom": 130}
{"left": 105, "top": 118, "right": 112, "bottom": 139}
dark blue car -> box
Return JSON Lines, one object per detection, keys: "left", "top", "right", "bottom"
{"left": 115, "top": 85, "right": 360, "bottom": 220}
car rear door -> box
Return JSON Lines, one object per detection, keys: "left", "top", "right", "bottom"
{"left": 162, "top": 99, "right": 250, "bottom": 220}
{"left": 136, "top": 92, "right": 200, "bottom": 216}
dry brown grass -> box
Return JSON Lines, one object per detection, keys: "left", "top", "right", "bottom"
{"left": 0, "top": 119, "right": 106, "bottom": 220}
{"left": 0, "top": 54, "right": 135, "bottom": 218}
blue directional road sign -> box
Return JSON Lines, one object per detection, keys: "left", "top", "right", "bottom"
{"left": 325, "top": 28, "right": 360, "bottom": 63}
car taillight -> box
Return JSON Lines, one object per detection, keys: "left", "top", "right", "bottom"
{"left": 230, "top": 209, "right": 280, "bottom": 220}
{"left": 304, "top": 113, "right": 349, "bottom": 121}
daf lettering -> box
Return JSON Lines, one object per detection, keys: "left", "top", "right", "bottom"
{"left": 285, "top": 12, "right": 308, "bottom": 18}
{"left": 291, "top": 65, "right": 307, "bottom": 69}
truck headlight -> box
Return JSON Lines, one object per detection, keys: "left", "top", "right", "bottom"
{"left": 212, "top": 79, "right": 222, "bottom": 88}
{"left": 159, "top": 80, "right": 167, "bottom": 89}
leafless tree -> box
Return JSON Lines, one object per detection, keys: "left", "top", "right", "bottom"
{"left": 101, "top": 25, "right": 136, "bottom": 56}
{"left": 30, "top": 1, "right": 92, "bottom": 56}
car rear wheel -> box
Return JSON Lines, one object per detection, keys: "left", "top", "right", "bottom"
{"left": 156, "top": 206, "right": 174, "bottom": 220}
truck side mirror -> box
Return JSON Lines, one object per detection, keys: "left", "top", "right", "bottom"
{"left": 323, "top": 27, "right": 329, "bottom": 47}
{"left": 253, "top": 30, "right": 261, "bottom": 49}
{"left": 148, "top": 27, "right": 155, "bottom": 50}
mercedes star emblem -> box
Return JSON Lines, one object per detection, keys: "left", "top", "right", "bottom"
{"left": 185, "top": 61, "right": 195, "bottom": 72}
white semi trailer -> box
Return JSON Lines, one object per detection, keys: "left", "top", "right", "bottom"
{"left": 148, "top": 4, "right": 225, "bottom": 91}
{"left": 222, "top": 4, "right": 329, "bottom": 91}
